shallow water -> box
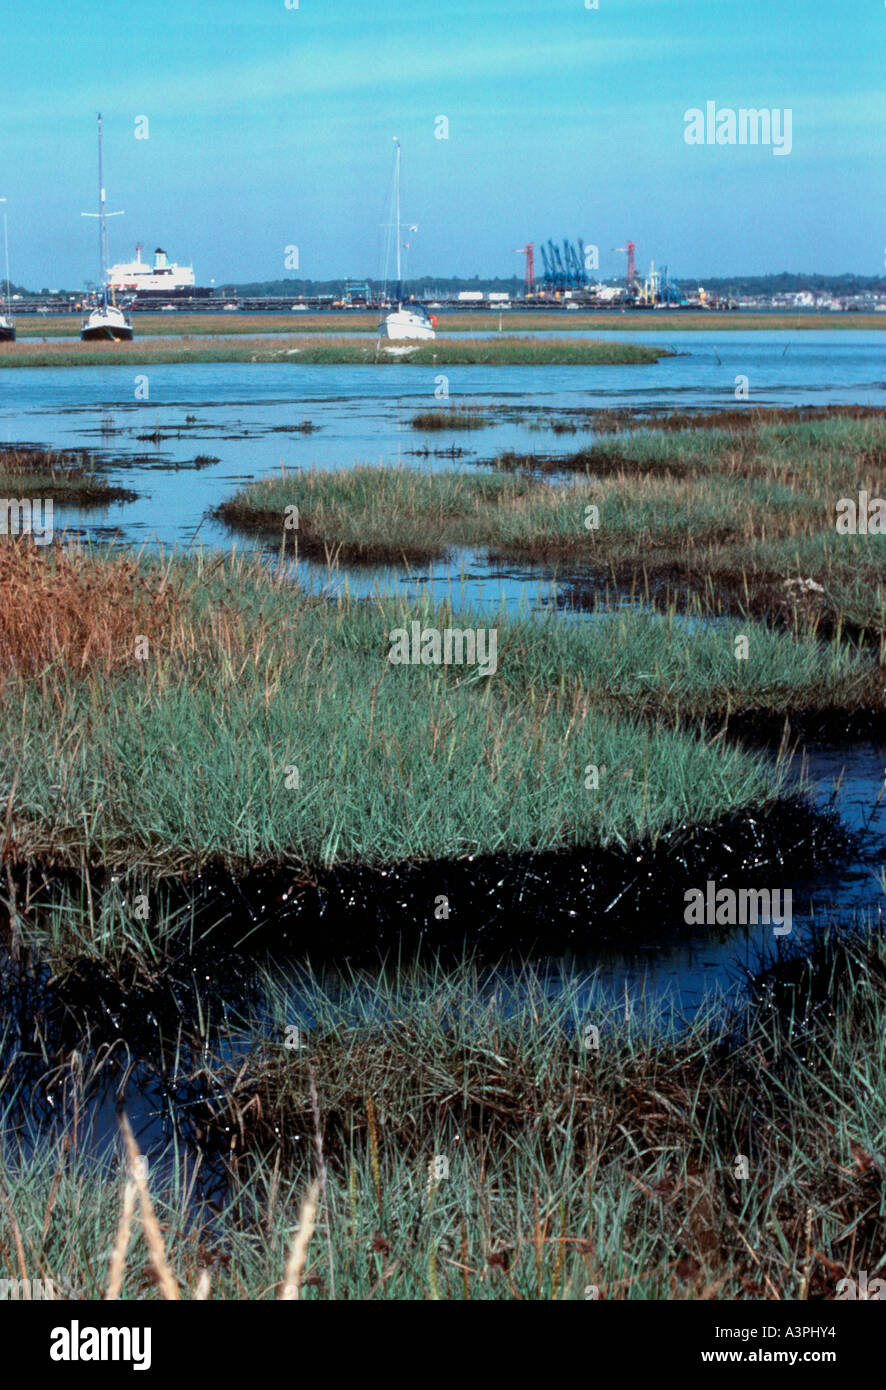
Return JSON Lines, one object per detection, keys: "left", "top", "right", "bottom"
{"left": 548, "top": 740, "right": 886, "bottom": 1015}
{"left": 1, "top": 330, "right": 883, "bottom": 615}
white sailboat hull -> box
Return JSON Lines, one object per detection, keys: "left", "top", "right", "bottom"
{"left": 378, "top": 308, "right": 435, "bottom": 341}
{"left": 81, "top": 305, "right": 134, "bottom": 341}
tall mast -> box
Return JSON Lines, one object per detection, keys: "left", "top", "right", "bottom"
{"left": 97, "top": 113, "right": 108, "bottom": 308}
{"left": 394, "top": 137, "right": 401, "bottom": 305}
{"left": 0, "top": 199, "right": 10, "bottom": 317}
{"left": 83, "top": 113, "right": 124, "bottom": 310}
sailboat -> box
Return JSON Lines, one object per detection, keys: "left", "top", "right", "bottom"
{"left": 378, "top": 139, "right": 436, "bottom": 342}
{"left": 0, "top": 199, "right": 15, "bottom": 342}
{"left": 81, "top": 114, "right": 134, "bottom": 342}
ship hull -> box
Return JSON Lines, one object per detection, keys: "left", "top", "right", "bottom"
{"left": 81, "top": 306, "right": 134, "bottom": 342}
{"left": 378, "top": 308, "right": 436, "bottom": 341}
{"left": 129, "top": 287, "right": 214, "bottom": 300}
{"left": 0, "top": 326, "right": 15, "bottom": 343}
{"left": 81, "top": 324, "right": 134, "bottom": 342}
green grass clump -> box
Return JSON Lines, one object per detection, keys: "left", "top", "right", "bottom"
{"left": 492, "top": 412, "right": 886, "bottom": 633}
{"left": 0, "top": 572, "right": 776, "bottom": 871}
{"left": 2, "top": 544, "right": 880, "bottom": 874}
{"left": 498, "top": 411, "right": 886, "bottom": 479}
{"left": 1, "top": 544, "right": 839, "bottom": 873}
{"left": 217, "top": 465, "right": 537, "bottom": 561}
{"left": 217, "top": 464, "right": 813, "bottom": 564}
{"left": 410, "top": 405, "right": 493, "bottom": 431}
{"left": 535, "top": 403, "right": 886, "bottom": 440}
{"left": 215, "top": 440, "right": 886, "bottom": 639}
{"left": 0, "top": 446, "right": 136, "bottom": 506}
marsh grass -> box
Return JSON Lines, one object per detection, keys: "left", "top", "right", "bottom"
{"left": 0, "top": 543, "right": 879, "bottom": 874}
{"left": 215, "top": 463, "right": 822, "bottom": 565}
{"left": 537, "top": 403, "right": 886, "bottom": 439}
{"left": 216, "top": 465, "right": 536, "bottom": 561}
{"left": 4, "top": 931, "right": 886, "bottom": 1299}
{"left": 215, "top": 445, "right": 886, "bottom": 636}
{"left": 0, "top": 335, "right": 666, "bottom": 368}
{"left": 0, "top": 446, "right": 136, "bottom": 506}
{"left": 499, "top": 412, "right": 886, "bottom": 485}
{"left": 526, "top": 413, "right": 886, "bottom": 634}
{"left": 410, "top": 406, "right": 493, "bottom": 431}
{"left": 0, "top": 544, "right": 186, "bottom": 682}
{"left": 3, "top": 542, "right": 861, "bottom": 872}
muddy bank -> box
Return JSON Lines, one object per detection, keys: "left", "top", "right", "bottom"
{"left": 552, "top": 565, "right": 886, "bottom": 646}
{"left": 3, "top": 796, "right": 852, "bottom": 977}
{"left": 714, "top": 707, "right": 886, "bottom": 745}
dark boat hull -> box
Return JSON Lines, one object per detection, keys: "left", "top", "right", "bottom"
{"left": 80, "top": 325, "right": 134, "bottom": 342}
{"left": 0, "top": 327, "right": 15, "bottom": 342}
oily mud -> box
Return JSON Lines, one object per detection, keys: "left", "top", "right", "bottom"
{"left": 2, "top": 795, "right": 853, "bottom": 980}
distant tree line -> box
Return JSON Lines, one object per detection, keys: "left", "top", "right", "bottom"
{"left": 9, "top": 272, "right": 886, "bottom": 299}
{"left": 217, "top": 272, "right": 886, "bottom": 298}
{"left": 3, "top": 282, "right": 72, "bottom": 298}
{"left": 679, "top": 273, "right": 886, "bottom": 296}
{"left": 214, "top": 275, "right": 527, "bottom": 297}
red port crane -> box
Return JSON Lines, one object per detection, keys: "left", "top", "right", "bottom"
{"left": 514, "top": 243, "right": 535, "bottom": 296}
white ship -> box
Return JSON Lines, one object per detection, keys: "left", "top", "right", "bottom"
{"left": 108, "top": 244, "right": 199, "bottom": 296}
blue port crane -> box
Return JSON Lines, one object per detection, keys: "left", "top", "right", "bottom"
{"left": 658, "top": 265, "right": 684, "bottom": 306}
{"left": 539, "top": 238, "right": 590, "bottom": 292}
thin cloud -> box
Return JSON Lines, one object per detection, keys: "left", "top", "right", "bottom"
{"left": 26, "top": 33, "right": 704, "bottom": 121}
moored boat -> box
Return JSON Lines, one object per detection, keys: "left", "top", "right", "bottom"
{"left": 80, "top": 114, "right": 134, "bottom": 343}
{"left": 0, "top": 198, "right": 15, "bottom": 341}
{"left": 81, "top": 303, "right": 134, "bottom": 341}
{"left": 378, "top": 139, "right": 436, "bottom": 342}
{"left": 379, "top": 304, "right": 436, "bottom": 341}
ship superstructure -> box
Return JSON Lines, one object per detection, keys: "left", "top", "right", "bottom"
{"left": 108, "top": 244, "right": 211, "bottom": 298}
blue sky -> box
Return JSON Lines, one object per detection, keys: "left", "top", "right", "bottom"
{"left": 2, "top": 0, "right": 883, "bottom": 287}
